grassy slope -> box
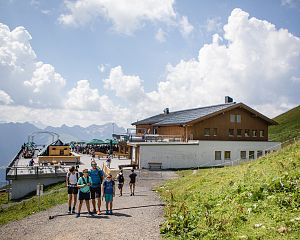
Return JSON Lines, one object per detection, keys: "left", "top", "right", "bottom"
{"left": 0, "top": 182, "right": 67, "bottom": 225}
{"left": 158, "top": 141, "right": 300, "bottom": 239}
{"left": 269, "top": 105, "right": 300, "bottom": 142}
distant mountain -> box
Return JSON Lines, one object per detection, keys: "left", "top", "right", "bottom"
{"left": 269, "top": 105, "right": 300, "bottom": 142}
{"left": 0, "top": 122, "right": 126, "bottom": 168}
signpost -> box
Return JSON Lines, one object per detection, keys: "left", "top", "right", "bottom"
{"left": 36, "top": 183, "right": 43, "bottom": 210}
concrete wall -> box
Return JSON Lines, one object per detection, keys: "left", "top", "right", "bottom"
{"left": 139, "top": 141, "right": 281, "bottom": 169}
{"left": 11, "top": 176, "right": 65, "bottom": 199}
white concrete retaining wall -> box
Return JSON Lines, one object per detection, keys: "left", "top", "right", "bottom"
{"left": 11, "top": 176, "right": 65, "bottom": 199}
{"left": 139, "top": 141, "right": 281, "bottom": 169}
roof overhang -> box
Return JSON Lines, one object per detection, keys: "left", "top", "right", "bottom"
{"left": 187, "top": 103, "right": 278, "bottom": 125}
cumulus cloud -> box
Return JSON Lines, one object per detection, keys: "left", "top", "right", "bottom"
{"left": 155, "top": 28, "right": 166, "bottom": 42}
{"left": 179, "top": 16, "right": 194, "bottom": 37}
{"left": 103, "top": 66, "right": 145, "bottom": 102}
{"left": 59, "top": 0, "right": 176, "bottom": 35}
{"left": 103, "top": 8, "right": 300, "bottom": 120}
{"left": 0, "top": 90, "right": 13, "bottom": 104}
{"left": 205, "top": 17, "right": 222, "bottom": 33}
{"left": 0, "top": 23, "right": 66, "bottom": 108}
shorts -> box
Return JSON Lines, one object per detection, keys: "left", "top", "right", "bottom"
{"left": 118, "top": 183, "right": 124, "bottom": 189}
{"left": 104, "top": 194, "right": 113, "bottom": 203}
{"left": 90, "top": 187, "right": 101, "bottom": 199}
{"left": 68, "top": 186, "right": 78, "bottom": 194}
{"left": 79, "top": 191, "right": 90, "bottom": 201}
{"left": 129, "top": 182, "right": 136, "bottom": 185}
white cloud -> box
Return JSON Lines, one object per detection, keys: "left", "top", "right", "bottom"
{"left": 103, "top": 66, "right": 145, "bottom": 102}
{"left": 0, "top": 23, "right": 66, "bottom": 108}
{"left": 98, "top": 64, "right": 106, "bottom": 73}
{"left": 155, "top": 28, "right": 166, "bottom": 42}
{"left": 104, "top": 8, "right": 300, "bottom": 120}
{"left": 0, "top": 90, "right": 13, "bottom": 104}
{"left": 65, "top": 80, "right": 102, "bottom": 110}
{"left": 179, "top": 16, "right": 194, "bottom": 37}
{"left": 205, "top": 17, "right": 222, "bottom": 33}
{"left": 281, "top": 0, "right": 300, "bottom": 8}
{"left": 59, "top": 0, "right": 176, "bottom": 35}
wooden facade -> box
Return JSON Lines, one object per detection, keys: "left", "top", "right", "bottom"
{"left": 134, "top": 103, "right": 276, "bottom": 142}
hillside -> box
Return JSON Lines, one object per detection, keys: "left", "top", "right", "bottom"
{"left": 159, "top": 141, "right": 300, "bottom": 239}
{"left": 269, "top": 105, "right": 300, "bottom": 142}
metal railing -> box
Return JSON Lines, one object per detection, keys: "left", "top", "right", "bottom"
{"left": 6, "top": 165, "right": 70, "bottom": 180}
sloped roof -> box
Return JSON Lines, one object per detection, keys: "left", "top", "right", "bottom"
{"left": 132, "top": 102, "right": 277, "bottom": 126}
{"left": 50, "top": 139, "right": 65, "bottom": 146}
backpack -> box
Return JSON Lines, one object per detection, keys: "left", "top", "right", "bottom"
{"left": 67, "top": 172, "right": 79, "bottom": 185}
{"left": 81, "top": 176, "right": 90, "bottom": 185}
{"left": 118, "top": 174, "right": 124, "bottom": 183}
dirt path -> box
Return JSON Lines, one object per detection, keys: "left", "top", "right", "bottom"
{"left": 0, "top": 170, "right": 177, "bottom": 240}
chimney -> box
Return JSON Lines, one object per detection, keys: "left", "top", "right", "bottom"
{"left": 163, "top": 108, "right": 169, "bottom": 115}
{"left": 225, "top": 96, "right": 233, "bottom": 103}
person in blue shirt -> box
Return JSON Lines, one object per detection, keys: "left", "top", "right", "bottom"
{"left": 89, "top": 161, "right": 104, "bottom": 215}
{"left": 76, "top": 169, "right": 93, "bottom": 218}
{"left": 102, "top": 174, "right": 115, "bottom": 215}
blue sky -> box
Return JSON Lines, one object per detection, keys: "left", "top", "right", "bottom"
{"left": 0, "top": 0, "right": 299, "bottom": 128}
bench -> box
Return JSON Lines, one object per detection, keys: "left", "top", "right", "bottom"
{"left": 148, "top": 162, "right": 162, "bottom": 170}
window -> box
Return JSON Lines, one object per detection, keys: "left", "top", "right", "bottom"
{"left": 213, "top": 128, "right": 218, "bottom": 136}
{"left": 204, "top": 128, "right": 210, "bottom": 136}
{"left": 245, "top": 129, "right": 250, "bottom": 137}
{"left": 249, "top": 151, "right": 255, "bottom": 159}
{"left": 60, "top": 149, "right": 64, "bottom": 155}
{"left": 230, "top": 114, "right": 235, "bottom": 123}
{"left": 259, "top": 130, "right": 264, "bottom": 137}
{"left": 265, "top": 150, "right": 270, "bottom": 155}
{"left": 240, "top": 151, "right": 247, "bottom": 159}
{"left": 224, "top": 151, "right": 231, "bottom": 160}
{"left": 215, "top": 151, "right": 222, "bottom": 160}
{"left": 153, "top": 128, "right": 158, "bottom": 134}
{"left": 237, "top": 129, "right": 242, "bottom": 137}
{"left": 229, "top": 129, "right": 234, "bottom": 137}
{"left": 257, "top": 150, "right": 263, "bottom": 158}
{"left": 252, "top": 130, "right": 257, "bottom": 137}
{"left": 230, "top": 114, "right": 241, "bottom": 123}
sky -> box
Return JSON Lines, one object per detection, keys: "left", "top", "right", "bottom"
{"left": 0, "top": 0, "right": 299, "bottom": 128}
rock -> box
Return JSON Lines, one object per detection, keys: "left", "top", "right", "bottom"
{"left": 277, "top": 226, "right": 289, "bottom": 233}
{"left": 238, "top": 235, "right": 248, "bottom": 239}
{"left": 254, "top": 223, "right": 263, "bottom": 228}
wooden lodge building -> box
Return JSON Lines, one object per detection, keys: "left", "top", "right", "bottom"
{"left": 132, "top": 101, "right": 277, "bottom": 142}
{"left": 129, "top": 98, "right": 281, "bottom": 169}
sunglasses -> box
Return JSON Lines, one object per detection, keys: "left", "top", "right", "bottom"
{"left": 91, "top": 164, "right": 97, "bottom": 166}
{"left": 83, "top": 172, "right": 88, "bottom": 174}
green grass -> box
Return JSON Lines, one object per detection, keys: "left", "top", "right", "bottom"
{"left": 158, "top": 141, "right": 300, "bottom": 239}
{"left": 269, "top": 105, "right": 300, "bottom": 142}
{"left": 0, "top": 182, "right": 67, "bottom": 225}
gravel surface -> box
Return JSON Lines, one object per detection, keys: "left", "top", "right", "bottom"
{"left": 0, "top": 170, "right": 177, "bottom": 240}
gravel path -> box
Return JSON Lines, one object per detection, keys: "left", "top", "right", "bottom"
{"left": 0, "top": 170, "right": 177, "bottom": 240}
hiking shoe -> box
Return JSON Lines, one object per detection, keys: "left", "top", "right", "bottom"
{"left": 88, "top": 211, "right": 94, "bottom": 216}
{"left": 133, "top": 192, "right": 135, "bottom": 196}
{"left": 92, "top": 209, "right": 96, "bottom": 214}
{"left": 76, "top": 213, "right": 80, "bottom": 218}
{"left": 109, "top": 210, "right": 113, "bottom": 215}
{"left": 72, "top": 209, "right": 76, "bottom": 214}
{"left": 97, "top": 210, "right": 101, "bottom": 215}
{"left": 68, "top": 210, "right": 71, "bottom": 214}
{"left": 106, "top": 210, "right": 109, "bottom": 215}
{"left": 130, "top": 193, "right": 132, "bottom": 196}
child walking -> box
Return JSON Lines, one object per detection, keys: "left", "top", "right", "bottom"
{"left": 102, "top": 174, "right": 115, "bottom": 215}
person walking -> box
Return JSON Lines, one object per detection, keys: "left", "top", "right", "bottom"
{"left": 117, "top": 170, "right": 125, "bottom": 196}
{"left": 89, "top": 161, "right": 104, "bottom": 215}
{"left": 102, "top": 174, "right": 115, "bottom": 215}
{"left": 66, "top": 166, "right": 79, "bottom": 214}
{"left": 129, "top": 169, "right": 137, "bottom": 196}
{"left": 76, "top": 169, "right": 93, "bottom": 218}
